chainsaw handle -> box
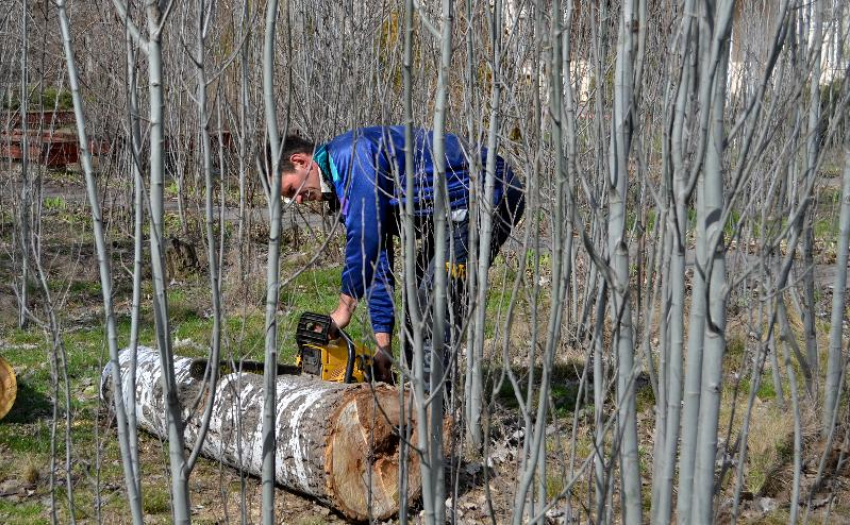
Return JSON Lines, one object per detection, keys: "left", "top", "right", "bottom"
{"left": 327, "top": 317, "right": 341, "bottom": 340}
{"left": 343, "top": 337, "right": 355, "bottom": 384}
{"left": 334, "top": 328, "right": 357, "bottom": 384}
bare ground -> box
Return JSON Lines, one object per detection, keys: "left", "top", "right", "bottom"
{"left": 2, "top": 165, "right": 850, "bottom": 523}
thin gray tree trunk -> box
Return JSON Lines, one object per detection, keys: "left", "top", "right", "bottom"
{"left": 608, "top": 0, "right": 642, "bottom": 520}
{"left": 236, "top": 0, "right": 252, "bottom": 281}
{"left": 17, "top": 0, "right": 29, "bottom": 329}
{"left": 400, "top": 3, "right": 424, "bottom": 524}
{"left": 461, "top": 0, "right": 481, "bottom": 460}
{"left": 125, "top": 24, "right": 144, "bottom": 497}
{"left": 32, "top": 245, "right": 77, "bottom": 525}
{"left": 512, "top": 1, "right": 574, "bottom": 519}
{"left": 655, "top": 9, "right": 696, "bottom": 519}
{"left": 261, "top": 0, "right": 290, "bottom": 521}
{"left": 779, "top": 296, "right": 803, "bottom": 524}
{"left": 144, "top": 1, "right": 192, "bottom": 521}
{"left": 467, "top": 0, "right": 502, "bottom": 451}
{"left": 55, "top": 1, "right": 144, "bottom": 522}
{"left": 802, "top": 0, "right": 824, "bottom": 398}
{"left": 826, "top": 136, "right": 850, "bottom": 432}
{"left": 691, "top": 1, "right": 732, "bottom": 519}
{"left": 592, "top": 280, "right": 608, "bottom": 521}
{"left": 399, "top": 0, "right": 422, "bottom": 524}
{"left": 185, "top": 0, "right": 223, "bottom": 476}
{"left": 423, "top": 2, "right": 453, "bottom": 522}
{"left": 676, "top": 14, "right": 712, "bottom": 524}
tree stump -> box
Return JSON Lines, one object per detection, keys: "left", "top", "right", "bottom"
{"left": 101, "top": 347, "right": 421, "bottom": 521}
{"left": 164, "top": 236, "right": 200, "bottom": 278}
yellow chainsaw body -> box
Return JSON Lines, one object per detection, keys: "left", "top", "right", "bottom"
{"left": 296, "top": 339, "right": 374, "bottom": 383}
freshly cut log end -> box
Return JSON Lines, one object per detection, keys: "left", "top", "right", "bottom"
{"left": 327, "top": 387, "right": 421, "bottom": 519}
{"left": 0, "top": 356, "right": 16, "bottom": 421}
{"left": 101, "top": 347, "right": 421, "bottom": 521}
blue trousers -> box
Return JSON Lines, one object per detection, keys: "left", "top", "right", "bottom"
{"left": 402, "top": 177, "right": 525, "bottom": 394}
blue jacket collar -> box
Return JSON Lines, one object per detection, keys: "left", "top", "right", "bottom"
{"left": 313, "top": 145, "right": 334, "bottom": 187}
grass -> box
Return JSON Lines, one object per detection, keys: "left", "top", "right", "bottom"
{"left": 0, "top": 249, "right": 283, "bottom": 522}
{"left": 0, "top": 196, "right": 538, "bottom": 521}
{"left": 717, "top": 334, "right": 797, "bottom": 496}
{"left": 814, "top": 216, "right": 839, "bottom": 241}
{"left": 745, "top": 404, "right": 793, "bottom": 495}
{"left": 6, "top": 166, "right": 849, "bottom": 522}
{"left": 143, "top": 487, "right": 172, "bottom": 515}
{"left": 43, "top": 196, "right": 67, "bottom": 212}
{"left": 745, "top": 406, "right": 793, "bottom": 494}
{"left": 625, "top": 207, "right": 659, "bottom": 234}
{"left": 0, "top": 500, "right": 50, "bottom": 525}
{"left": 494, "top": 360, "right": 587, "bottom": 418}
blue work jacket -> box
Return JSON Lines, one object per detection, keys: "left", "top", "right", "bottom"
{"left": 314, "top": 125, "right": 515, "bottom": 334}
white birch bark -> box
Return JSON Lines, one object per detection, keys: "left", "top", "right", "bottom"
{"left": 102, "top": 347, "right": 421, "bottom": 522}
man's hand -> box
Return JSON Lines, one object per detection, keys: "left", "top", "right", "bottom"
{"left": 373, "top": 332, "right": 394, "bottom": 383}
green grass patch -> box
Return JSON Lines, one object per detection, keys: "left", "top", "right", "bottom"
{"left": 814, "top": 217, "right": 838, "bottom": 240}
{"left": 0, "top": 500, "right": 49, "bottom": 525}
{"left": 725, "top": 336, "right": 748, "bottom": 372}
{"left": 43, "top": 196, "right": 67, "bottom": 212}
{"left": 724, "top": 208, "right": 743, "bottom": 238}
{"left": 738, "top": 375, "right": 778, "bottom": 402}
{"left": 635, "top": 380, "right": 656, "bottom": 413}
{"left": 546, "top": 473, "right": 566, "bottom": 500}
{"left": 495, "top": 361, "right": 587, "bottom": 418}
{"left": 142, "top": 487, "right": 172, "bottom": 515}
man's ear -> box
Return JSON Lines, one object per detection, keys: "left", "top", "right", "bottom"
{"left": 290, "top": 152, "right": 312, "bottom": 170}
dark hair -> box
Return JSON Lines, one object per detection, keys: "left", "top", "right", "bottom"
{"left": 278, "top": 134, "right": 316, "bottom": 173}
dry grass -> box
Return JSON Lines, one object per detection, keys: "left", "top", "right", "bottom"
{"left": 21, "top": 456, "right": 40, "bottom": 487}
{"left": 743, "top": 403, "right": 794, "bottom": 495}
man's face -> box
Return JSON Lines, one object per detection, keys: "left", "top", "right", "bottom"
{"left": 281, "top": 153, "right": 322, "bottom": 204}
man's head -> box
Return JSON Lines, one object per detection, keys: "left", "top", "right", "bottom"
{"left": 277, "top": 135, "right": 322, "bottom": 203}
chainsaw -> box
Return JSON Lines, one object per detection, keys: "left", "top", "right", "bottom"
{"left": 187, "top": 312, "right": 375, "bottom": 384}
{"left": 295, "top": 312, "right": 375, "bottom": 383}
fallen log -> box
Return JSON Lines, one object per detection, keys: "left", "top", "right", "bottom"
{"left": 101, "top": 346, "right": 420, "bottom": 521}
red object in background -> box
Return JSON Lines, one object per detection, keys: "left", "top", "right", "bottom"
{"left": 1, "top": 110, "right": 235, "bottom": 169}
{"left": 0, "top": 130, "right": 80, "bottom": 169}
{"left": 2, "top": 110, "right": 76, "bottom": 129}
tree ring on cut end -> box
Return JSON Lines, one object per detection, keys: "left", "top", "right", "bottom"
{"left": 327, "top": 386, "right": 420, "bottom": 521}
{"left": 0, "top": 356, "right": 16, "bottom": 421}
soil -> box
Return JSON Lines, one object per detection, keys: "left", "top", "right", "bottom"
{"left": 2, "top": 165, "right": 850, "bottom": 524}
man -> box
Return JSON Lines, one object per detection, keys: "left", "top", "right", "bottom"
{"left": 277, "top": 126, "right": 524, "bottom": 387}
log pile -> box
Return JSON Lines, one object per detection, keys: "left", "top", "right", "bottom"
{"left": 101, "top": 346, "right": 421, "bottom": 521}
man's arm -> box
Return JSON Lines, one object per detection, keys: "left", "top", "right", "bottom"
{"left": 332, "top": 246, "right": 396, "bottom": 383}
{"left": 329, "top": 293, "right": 357, "bottom": 330}
{"left": 329, "top": 294, "right": 393, "bottom": 383}
{"left": 328, "top": 139, "right": 395, "bottom": 382}
{"left": 328, "top": 139, "right": 383, "bottom": 323}
{"left": 367, "top": 246, "right": 395, "bottom": 383}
